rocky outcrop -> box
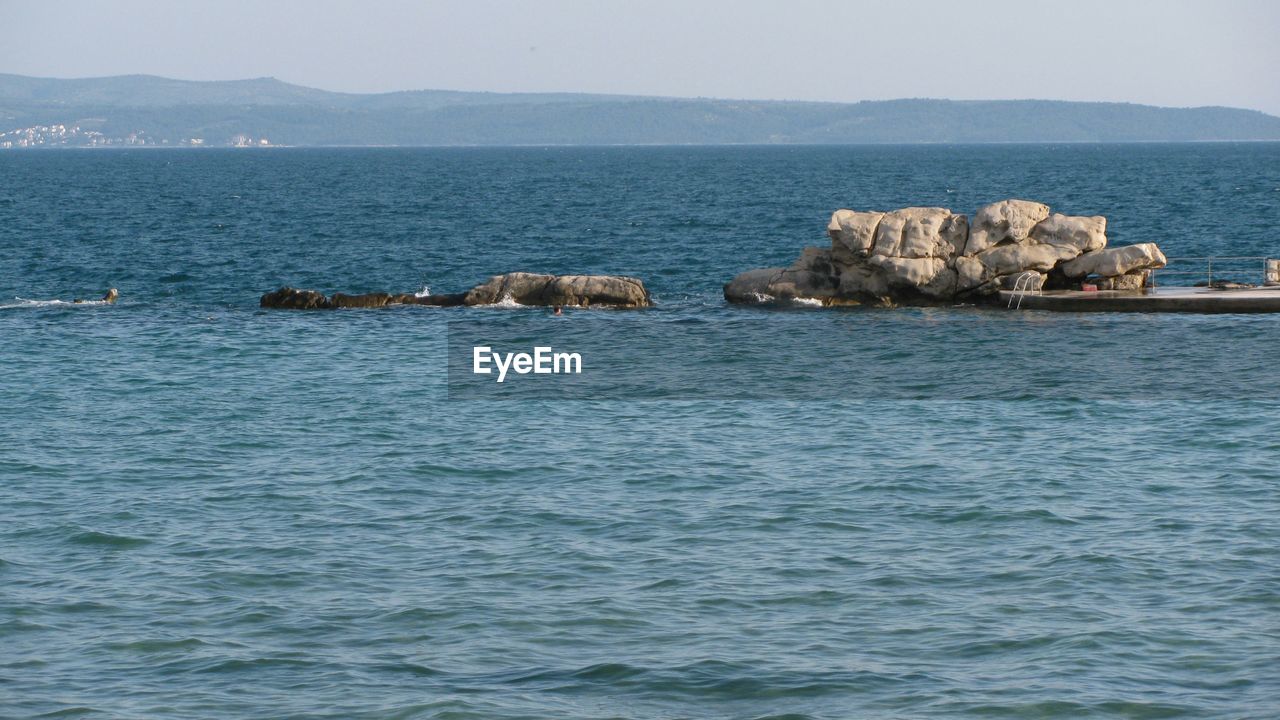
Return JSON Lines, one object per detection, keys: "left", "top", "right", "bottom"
{"left": 463, "top": 272, "right": 651, "bottom": 307}
{"left": 260, "top": 287, "right": 332, "bottom": 309}
{"left": 726, "top": 199, "right": 1167, "bottom": 306}
{"left": 390, "top": 292, "right": 468, "bottom": 306}
{"left": 261, "top": 274, "right": 650, "bottom": 310}
{"left": 330, "top": 292, "right": 393, "bottom": 309}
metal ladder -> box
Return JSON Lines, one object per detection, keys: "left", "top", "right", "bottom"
{"left": 1007, "top": 272, "right": 1041, "bottom": 310}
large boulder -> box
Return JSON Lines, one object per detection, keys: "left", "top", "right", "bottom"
{"left": 461, "top": 272, "right": 551, "bottom": 305}
{"left": 1029, "top": 213, "right": 1108, "bottom": 253}
{"left": 260, "top": 287, "right": 331, "bottom": 309}
{"left": 828, "top": 210, "right": 884, "bottom": 265}
{"left": 965, "top": 199, "right": 1050, "bottom": 254}
{"left": 955, "top": 242, "right": 1081, "bottom": 293}
{"left": 954, "top": 213, "right": 1108, "bottom": 293}
{"left": 544, "top": 275, "right": 652, "bottom": 307}
{"left": 1060, "top": 243, "right": 1167, "bottom": 278}
{"left": 867, "top": 255, "right": 957, "bottom": 298}
{"left": 836, "top": 261, "right": 892, "bottom": 300}
{"left": 872, "top": 207, "right": 969, "bottom": 260}
{"left": 463, "top": 272, "right": 651, "bottom": 307}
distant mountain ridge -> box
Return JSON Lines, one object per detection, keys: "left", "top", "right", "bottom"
{"left": 2, "top": 73, "right": 1279, "bottom": 147}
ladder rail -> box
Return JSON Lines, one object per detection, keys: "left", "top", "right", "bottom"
{"left": 1007, "top": 271, "right": 1041, "bottom": 310}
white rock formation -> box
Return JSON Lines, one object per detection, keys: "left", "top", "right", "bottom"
{"left": 1029, "top": 213, "right": 1108, "bottom": 253}
{"left": 965, "top": 199, "right": 1050, "bottom": 255}
{"left": 872, "top": 207, "right": 968, "bottom": 259}
{"left": 827, "top": 210, "right": 884, "bottom": 263}
{"left": 1060, "top": 243, "right": 1167, "bottom": 278}
{"left": 725, "top": 199, "right": 1168, "bottom": 306}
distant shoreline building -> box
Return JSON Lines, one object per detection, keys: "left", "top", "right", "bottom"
{"left": 0, "top": 124, "right": 272, "bottom": 149}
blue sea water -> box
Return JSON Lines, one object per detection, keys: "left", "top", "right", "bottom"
{"left": 1, "top": 145, "right": 1278, "bottom": 719}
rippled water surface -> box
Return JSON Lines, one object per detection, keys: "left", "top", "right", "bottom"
{"left": 2, "top": 145, "right": 1279, "bottom": 719}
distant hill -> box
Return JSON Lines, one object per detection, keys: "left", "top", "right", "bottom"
{"left": 2, "top": 73, "right": 1279, "bottom": 147}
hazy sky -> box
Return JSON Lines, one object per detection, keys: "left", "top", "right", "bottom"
{"left": 3, "top": 0, "right": 1278, "bottom": 114}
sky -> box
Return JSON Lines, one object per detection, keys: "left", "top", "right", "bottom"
{"left": 2, "top": 0, "right": 1279, "bottom": 115}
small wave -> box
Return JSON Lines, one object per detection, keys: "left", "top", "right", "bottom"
{"left": 373, "top": 661, "right": 446, "bottom": 678}
{"left": 2, "top": 297, "right": 111, "bottom": 309}
{"left": 473, "top": 293, "right": 526, "bottom": 309}
{"left": 68, "top": 530, "right": 150, "bottom": 549}
{"left": 193, "top": 657, "right": 318, "bottom": 674}
{"left": 104, "top": 637, "right": 209, "bottom": 653}
{"left": 31, "top": 705, "right": 101, "bottom": 718}
{"left": 787, "top": 297, "right": 824, "bottom": 308}
{"left": 414, "top": 285, "right": 431, "bottom": 297}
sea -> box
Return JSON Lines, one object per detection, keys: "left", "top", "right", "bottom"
{"left": 1, "top": 144, "right": 1278, "bottom": 719}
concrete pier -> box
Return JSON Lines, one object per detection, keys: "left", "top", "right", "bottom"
{"left": 1000, "top": 286, "right": 1280, "bottom": 313}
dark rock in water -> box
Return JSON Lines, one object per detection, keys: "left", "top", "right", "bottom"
{"left": 260, "top": 287, "right": 331, "bottom": 309}
{"left": 389, "top": 292, "right": 467, "bottom": 307}
{"left": 1194, "top": 280, "right": 1256, "bottom": 290}
{"left": 330, "top": 292, "right": 393, "bottom": 309}
{"left": 463, "top": 272, "right": 651, "bottom": 307}
{"left": 260, "top": 274, "right": 648, "bottom": 311}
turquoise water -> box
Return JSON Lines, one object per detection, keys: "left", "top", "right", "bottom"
{"left": 1, "top": 145, "right": 1278, "bottom": 719}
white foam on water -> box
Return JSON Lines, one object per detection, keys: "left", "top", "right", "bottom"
{"left": 746, "top": 292, "right": 776, "bottom": 304}
{"left": 487, "top": 293, "right": 525, "bottom": 309}
{"left": 414, "top": 285, "right": 432, "bottom": 298}
{"left": 1, "top": 297, "right": 110, "bottom": 309}
{"left": 787, "top": 297, "right": 824, "bottom": 307}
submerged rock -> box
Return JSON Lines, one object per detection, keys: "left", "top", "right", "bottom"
{"left": 726, "top": 199, "right": 1166, "bottom": 307}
